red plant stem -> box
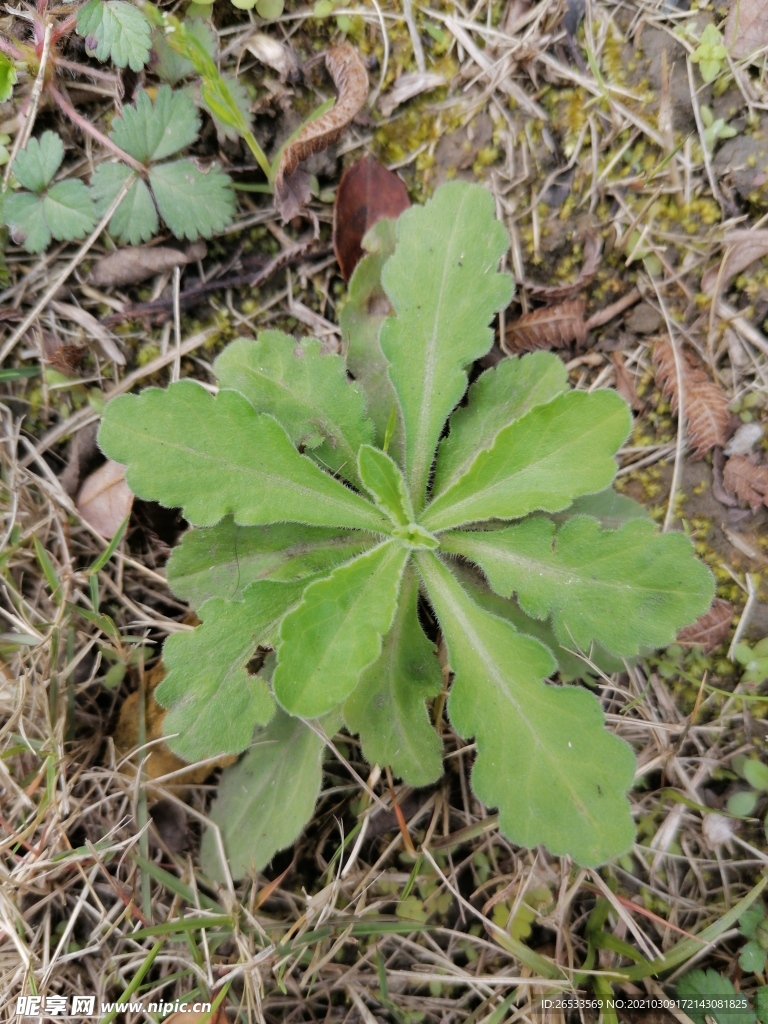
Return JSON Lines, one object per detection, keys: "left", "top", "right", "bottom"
{"left": 49, "top": 84, "right": 146, "bottom": 176}
{"left": 51, "top": 13, "right": 77, "bottom": 45}
{"left": 0, "top": 36, "right": 24, "bottom": 60}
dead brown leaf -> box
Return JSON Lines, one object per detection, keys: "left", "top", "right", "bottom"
{"left": 47, "top": 343, "right": 87, "bottom": 377}
{"left": 701, "top": 229, "right": 768, "bottom": 294}
{"left": 89, "top": 241, "right": 206, "bottom": 288}
{"left": 611, "top": 351, "right": 643, "bottom": 411}
{"left": 724, "top": 0, "right": 768, "bottom": 59}
{"left": 652, "top": 335, "right": 730, "bottom": 458}
{"left": 523, "top": 234, "right": 602, "bottom": 300}
{"left": 333, "top": 156, "right": 409, "bottom": 281}
{"left": 723, "top": 453, "right": 768, "bottom": 511}
{"left": 504, "top": 298, "right": 587, "bottom": 352}
{"left": 76, "top": 459, "right": 134, "bottom": 538}
{"left": 677, "top": 598, "right": 734, "bottom": 653}
{"left": 274, "top": 43, "right": 368, "bottom": 222}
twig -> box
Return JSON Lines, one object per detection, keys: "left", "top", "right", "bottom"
{"left": 2, "top": 22, "right": 52, "bottom": 189}
{"left": 49, "top": 85, "right": 146, "bottom": 175}
{"left": 0, "top": 173, "right": 136, "bottom": 363}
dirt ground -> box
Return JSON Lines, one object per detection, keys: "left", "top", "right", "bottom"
{"left": 2, "top": 0, "right": 768, "bottom": 1022}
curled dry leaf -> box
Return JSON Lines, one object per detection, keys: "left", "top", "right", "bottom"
{"left": 652, "top": 335, "right": 729, "bottom": 459}
{"left": 677, "top": 598, "right": 734, "bottom": 653}
{"left": 701, "top": 230, "right": 768, "bottom": 295}
{"left": 274, "top": 43, "right": 368, "bottom": 222}
{"left": 89, "top": 241, "right": 206, "bottom": 288}
{"left": 76, "top": 459, "right": 134, "bottom": 538}
{"left": 379, "top": 71, "right": 446, "bottom": 117}
{"left": 245, "top": 32, "right": 300, "bottom": 82}
{"left": 504, "top": 298, "right": 587, "bottom": 352}
{"left": 725, "top": 0, "right": 768, "bottom": 59}
{"left": 523, "top": 234, "right": 602, "bottom": 300}
{"left": 723, "top": 454, "right": 768, "bottom": 511}
{"left": 333, "top": 156, "right": 410, "bottom": 281}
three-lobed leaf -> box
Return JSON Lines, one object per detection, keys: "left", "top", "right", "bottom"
{"left": 11, "top": 131, "right": 63, "bottom": 192}
{"left": 442, "top": 516, "right": 714, "bottom": 657}
{"left": 416, "top": 551, "right": 636, "bottom": 866}
{"left": 77, "top": 0, "right": 152, "bottom": 71}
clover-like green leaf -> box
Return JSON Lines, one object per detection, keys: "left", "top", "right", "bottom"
{"left": 358, "top": 444, "right": 412, "bottom": 526}
{"left": 3, "top": 178, "right": 97, "bottom": 254}
{"left": 77, "top": 0, "right": 151, "bottom": 70}
{"left": 97, "top": 381, "right": 391, "bottom": 531}
{"left": 201, "top": 704, "right": 340, "bottom": 880}
{"left": 420, "top": 390, "right": 632, "bottom": 532}
{"left": 149, "top": 159, "right": 236, "bottom": 241}
{"left": 442, "top": 516, "right": 714, "bottom": 657}
{"left": 344, "top": 566, "right": 442, "bottom": 786}
{"left": 417, "top": 551, "right": 636, "bottom": 866}
{"left": 214, "top": 333, "right": 374, "bottom": 486}
{"left": 90, "top": 163, "right": 157, "bottom": 244}
{"left": 11, "top": 131, "right": 63, "bottom": 192}
{"left": 432, "top": 352, "right": 568, "bottom": 497}
{"left": 274, "top": 540, "right": 409, "bottom": 717}
{"left": 167, "top": 518, "right": 374, "bottom": 605}
{"left": 157, "top": 580, "right": 309, "bottom": 761}
{"left": 340, "top": 218, "right": 401, "bottom": 452}
{"left": 380, "top": 182, "right": 512, "bottom": 506}
{"left": 111, "top": 86, "right": 199, "bottom": 163}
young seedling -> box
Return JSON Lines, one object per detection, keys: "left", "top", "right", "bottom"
{"left": 98, "top": 181, "right": 714, "bottom": 878}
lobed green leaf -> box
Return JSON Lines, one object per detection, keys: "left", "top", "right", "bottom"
{"left": 420, "top": 390, "right": 632, "bottom": 532}
{"left": 3, "top": 179, "right": 97, "bottom": 254}
{"left": 11, "top": 131, "right": 63, "bottom": 192}
{"left": 157, "top": 579, "right": 312, "bottom": 761}
{"left": 110, "top": 86, "right": 199, "bottom": 164}
{"left": 98, "top": 381, "right": 390, "bottom": 531}
{"left": 91, "top": 164, "right": 156, "bottom": 245}
{"left": 274, "top": 540, "right": 409, "bottom": 717}
{"left": 76, "top": 0, "right": 152, "bottom": 71}
{"left": 214, "top": 333, "right": 374, "bottom": 487}
{"left": 167, "top": 518, "right": 374, "bottom": 605}
{"left": 344, "top": 566, "right": 442, "bottom": 786}
{"left": 149, "top": 159, "right": 235, "bottom": 241}
{"left": 433, "top": 352, "right": 568, "bottom": 498}
{"left": 201, "top": 704, "right": 340, "bottom": 881}
{"left": 442, "top": 515, "right": 714, "bottom": 657}
{"left": 417, "top": 551, "right": 636, "bottom": 866}
{"left": 380, "top": 182, "right": 512, "bottom": 507}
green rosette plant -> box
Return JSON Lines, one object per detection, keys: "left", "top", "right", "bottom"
{"left": 98, "top": 181, "right": 714, "bottom": 878}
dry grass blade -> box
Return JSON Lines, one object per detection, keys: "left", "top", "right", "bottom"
{"left": 677, "top": 599, "right": 734, "bottom": 653}
{"left": 723, "top": 454, "right": 768, "bottom": 511}
{"left": 503, "top": 298, "right": 587, "bottom": 352}
{"left": 275, "top": 44, "right": 368, "bottom": 221}
{"left": 523, "top": 235, "right": 602, "bottom": 300}
{"left": 652, "top": 335, "right": 730, "bottom": 459}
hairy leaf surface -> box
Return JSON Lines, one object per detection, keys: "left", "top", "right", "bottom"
{"left": 340, "top": 218, "right": 402, "bottom": 455}
{"left": 556, "top": 488, "right": 651, "bottom": 529}
{"left": 420, "top": 390, "right": 631, "bottom": 532}
{"left": 110, "top": 86, "right": 199, "bottom": 163}
{"left": 149, "top": 159, "right": 235, "bottom": 240}
{"left": 417, "top": 552, "right": 636, "bottom": 866}
{"left": 157, "top": 579, "right": 310, "bottom": 761}
{"left": 344, "top": 567, "right": 442, "bottom": 786}
{"left": 274, "top": 540, "right": 409, "bottom": 717}
{"left": 380, "top": 183, "right": 512, "bottom": 507}
{"left": 358, "top": 444, "right": 412, "bottom": 526}
{"left": 433, "top": 353, "right": 568, "bottom": 497}
{"left": 201, "top": 706, "right": 340, "bottom": 881}
{"left": 442, "top": 517, "right": 714, "bottom": 657}
{"left": 214, "top": 333, "right": 373, "bottom": 486}
{"left": 167, "top": 519, "right": 373, "bottom": 604}
{"left": 98, "top": 381, "right": 390, "bottom": 531}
